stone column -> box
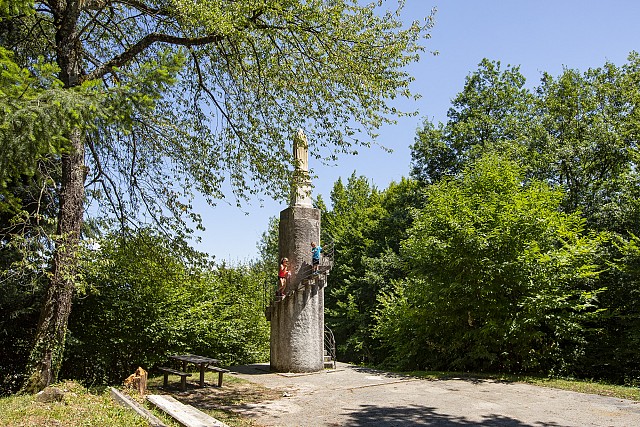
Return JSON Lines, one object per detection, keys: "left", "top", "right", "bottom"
{"left": 270, "top": 206, "right": 324, "bottom": 372}
{"left": 270, "top": 128, "right": 325, "bottom": 372}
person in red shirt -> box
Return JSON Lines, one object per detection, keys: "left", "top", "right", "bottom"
{"left": 277, "top": 257, "right": 290, "bottom": 299}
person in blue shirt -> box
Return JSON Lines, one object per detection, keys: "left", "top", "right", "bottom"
{"left": 311, "top": 242, "right": 322, "bottom": 274}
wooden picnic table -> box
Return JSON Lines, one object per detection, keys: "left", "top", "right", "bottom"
{"left": 168, "top": 354, "right": 221, "bottom": 387}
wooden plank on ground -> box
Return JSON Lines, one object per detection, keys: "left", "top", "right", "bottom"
{"left": 109, "top": 387, "right": 168, "bottom": 427}
{"left": 147, "top": 394, "right": 228, "bottom": 427}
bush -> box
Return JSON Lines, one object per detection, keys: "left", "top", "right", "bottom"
{"left": 375, "top": 155, "right": 604, "bottom": 374}
{"left": 62, "top": 229, "right": 269, "bottom": 385}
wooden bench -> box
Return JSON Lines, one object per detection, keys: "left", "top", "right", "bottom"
{"left": 206, "top": 366, "right": 230, "bottom": 387}
{"left": 158, "top": 367, "right": 192, "bottom": 391}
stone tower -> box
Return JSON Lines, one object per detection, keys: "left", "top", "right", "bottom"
{"left": 269, "top": 130, "right": 326, "bottom": 372}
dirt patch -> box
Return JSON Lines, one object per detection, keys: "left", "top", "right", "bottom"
{"left": 146, "top": 373, "right": 283, "bottom": 426}
{"left": 171, "top": 379, "right": 282, "bottom": 411}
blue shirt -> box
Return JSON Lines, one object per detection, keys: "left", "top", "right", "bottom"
{"left": 312, "top": 246, "right": 322, "bottom": 260}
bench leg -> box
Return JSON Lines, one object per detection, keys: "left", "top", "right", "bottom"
{"left": 163, "top": 373, "right": 169, "bottom": 388}
{"left": 180, "top": 375, "right": 187, "bottom": 391}
{"left": 217, "top": 371, "right": 224, "bottom": 387}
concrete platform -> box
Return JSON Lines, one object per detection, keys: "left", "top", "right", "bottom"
{"left": 229, "top": 362, "right": 640, "bottom": 426}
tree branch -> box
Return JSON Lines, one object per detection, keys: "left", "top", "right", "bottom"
{"left": 190, "top": 49, "right": 243, "bottom": 143}
{"left": 81, "top": 32, "right": 223, "bottom": 82}
{"left": 112, "top": 0, "right": 171, "bottom": 17}
{"left": 85, "top": 136, "right": 127, "bottom": 227}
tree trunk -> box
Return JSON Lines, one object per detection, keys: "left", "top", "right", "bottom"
{"left": 22, "top": 3, "right": 85, "bottom": 393}
{"left": 22, "top": 130, "right": 86, "bottom": 393}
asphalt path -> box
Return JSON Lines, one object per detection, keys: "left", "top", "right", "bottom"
{"left": 229, "top": 362, "right": 640, "bottom": 427}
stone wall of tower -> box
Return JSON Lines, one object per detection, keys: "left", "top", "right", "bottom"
{"left": 270, "top": 206, "right": 324, "bottom": 372}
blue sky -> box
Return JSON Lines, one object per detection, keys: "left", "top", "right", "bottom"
{"left": 193, "top": 0, "right": 640, "bottom": 262}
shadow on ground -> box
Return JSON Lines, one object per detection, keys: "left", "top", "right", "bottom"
{"left": 147, "top": 372, "right": 282, "bottom": 411}
{"left": 230, "top": 364, "right": 274, "bottom": 376}
{"left": 342, "top": 404, "right": 561, "bottom": 427}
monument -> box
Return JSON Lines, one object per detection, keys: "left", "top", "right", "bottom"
{"left": 269, "top": 129, "right": 326, "bottom": 372}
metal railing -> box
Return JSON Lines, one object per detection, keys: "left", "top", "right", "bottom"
{"left": 324, "top": 325, "right": 337, "bottom": 369}
{"left": 295, "top": 241, "right": 335, "bottom": 283}
{"left": 284, "top": 240, "right": 334, "bottom": 296}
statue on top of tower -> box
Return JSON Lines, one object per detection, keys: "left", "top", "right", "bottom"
{"left": 292, "top": 129, "right": 312, "bottom": 207}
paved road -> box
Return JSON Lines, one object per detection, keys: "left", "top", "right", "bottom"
{"left": 230, "top": 362, "right": 640, "bottom": 427}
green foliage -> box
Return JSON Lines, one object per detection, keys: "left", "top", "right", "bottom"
{"left": 408, "top": 54, "right": 640, "bottom": 384}
{"left": 256, "top": 217, "right": 279, "bottom": 276}
{"left": 62, "top": 229, "right": 269, "bottom": 386}
{"left": 321, "top": 174, "right": 421, "bottom": 363}
{"left": 0, "top": 0, "right": 34, "bottom": 19}
{"left": 254, "top": 215, "right": 281, "bottom": 304}
{"left": 536, "top": 54, "right": 640, "bottom": 228}
{"left": 411, "top": 54, "right": 640, "bottom": 232}
{"left": 0, "top": 270, "right": 44, "bottom": 396}
{"left": 322, "top": 174, "right": 382, "bottom": 362}
{"left": 581, "top": 234, "right": 640, "bottom": 385}
{"left": 1, "top": 0, "right": 434, "bottom": 230}
{"left": 0, "top": 165, "right": 59, "bottom": 396}
{"left": 0, "top": 47, "right": 75, "bottom": 186}
{"left": 411, "top": 59, "right": 537, "bottom": 184}
{"left": 376, "top": 155, "right": 604, "bottom": 373}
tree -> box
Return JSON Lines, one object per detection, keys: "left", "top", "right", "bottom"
{"left": 0, "top": 48, "right": 67, "bottom": 391}
{"left": 376, "top": 154, "right": 603, "bottom": 373}
{"left": 255, "top": 215, "right": 280, "bottom": 308}
{"left": 63, "top": 229, "right": 269, "bottom": 385}
{"left": 322, "top": 173, "right": 383, "bottom": 361}
{"left": 0, "top": 167, "right": 59, "bottom": 395}
{"left": 2, "top": 0, "right": 433, "bottom": 392}
{"left": 320, "top": 174, "right": 421, "bottom": 363}
{"left": 408, "top": 54, "right": 640, "bottom": 382}
{"left": 411, "top": 59, "right": 537, "bottom": 184}
{"left": 536, "top": 55, "right": 640, "bottom": 228}
{"left": 411, "top": 55, "right": 640, "bottom": 232}
{"left": 594, "top": 234, "right": 640, "bottom": 384}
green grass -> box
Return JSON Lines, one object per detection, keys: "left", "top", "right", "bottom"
{"left": 0, "top": 381, "right": 150, "bottom": 427}
{"left": 515, "top": 376, "right": 640, "bottom": 401}
{"left": 0, "top": 371, "right": 270, "bottom": 427}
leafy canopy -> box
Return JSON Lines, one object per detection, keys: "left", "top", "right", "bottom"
{"left": 376, "top": 154, "right": 603, "bottom": 372}
{"left": 2, "top": 0, "right": 433, "bottom": 233}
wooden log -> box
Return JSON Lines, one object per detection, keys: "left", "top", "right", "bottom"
{"left": 110, "top": 387, "right": 168, "bottom": 427}
{"left": 135, "top": 366, "right": 147, "bottom": 396}
{"left": 147, "top": 394, "right": 229, "bottom": 427}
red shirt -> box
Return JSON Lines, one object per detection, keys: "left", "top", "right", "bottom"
{"left": 279, "top": 264, "right": 288, "bottom": 278}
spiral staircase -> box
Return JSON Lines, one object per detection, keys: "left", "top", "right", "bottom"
{"left": 265, "top": 241, "right": 336, "bottom": 368}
